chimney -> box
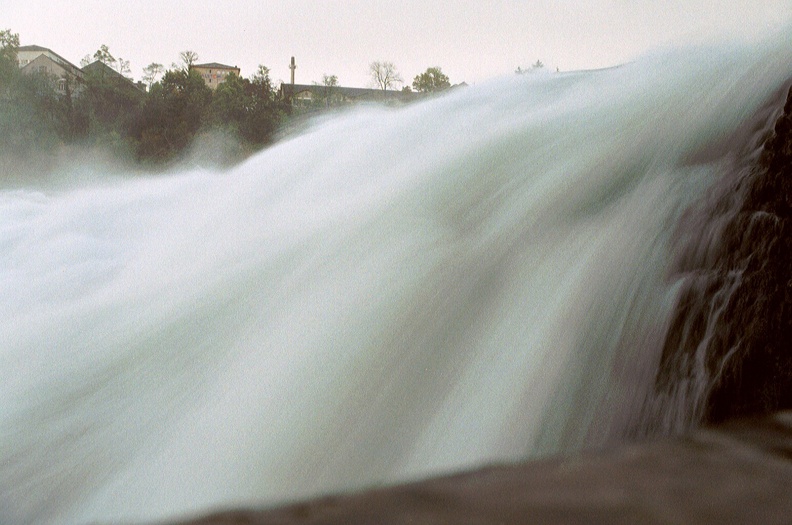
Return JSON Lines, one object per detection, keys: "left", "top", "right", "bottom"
{"left": 290, "top": 56, "right": 296, "bottom": 85}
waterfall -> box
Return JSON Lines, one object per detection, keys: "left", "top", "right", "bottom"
{"left": 1, "top": 32, "right": 790, "bottom": 524}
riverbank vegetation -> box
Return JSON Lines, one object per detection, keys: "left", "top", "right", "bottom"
{"left": 0, "top": 28, "right": 468, "bottom": 172}
{"left": 0, "top": 30, "right": 288, "bottom": 169}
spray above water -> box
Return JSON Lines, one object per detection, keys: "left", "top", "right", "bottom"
{"left": 1, "top": 33, "right": 791, "bottom": 524}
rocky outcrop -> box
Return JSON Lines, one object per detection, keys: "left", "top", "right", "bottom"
{"left": 651, "top": 84, "right": 792, "bottom": 426}
{"left": 705, "top": 85, "right": 792, "bottom": 421}
{"left": 159, "top": 412, "right": 792, "bottom": 525}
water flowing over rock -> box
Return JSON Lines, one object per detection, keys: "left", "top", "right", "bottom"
{"left": 705, "top": 85, "right": 792, "bottom": 421}
{"left": 1, "top": 33, "right": 791, "bottom": 525}
{"left": 160, "top": 412, "right": 792, "bottom": 525}
{"left": 645, "top": 84, "right": 792, "bottom": 428}
{"left": 157, "top": 71, "right": 792, "bottom": 525}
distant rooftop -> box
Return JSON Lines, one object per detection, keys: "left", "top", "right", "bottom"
{"left": 18, "top": 45, "right": 49, "bottom": 52}
{"left": 17, "top": 44, "right": 83, "bottom": 76}
{"left": 83, "top": 60, "right": 146, "bottom": 92}
{"left": 192, "top": 63, "right": 238, "bottom": 70}
{"left": 281, "top": 83, "right": 420, "bottom": 102}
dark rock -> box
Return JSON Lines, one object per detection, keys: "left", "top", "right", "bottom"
{"left": 651, "top": 84, "right": 792, "bottom": 425}
{"left": 700, "top": 86, "right": 792, "bottom": 422}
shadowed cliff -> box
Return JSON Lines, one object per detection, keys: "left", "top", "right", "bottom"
{"left": 705, "top": 84, "right": 792, "bottom": 421}
{"left": 651, "top": 84, "right": 792, "bottom": 425}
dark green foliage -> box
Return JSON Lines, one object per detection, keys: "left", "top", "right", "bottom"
{"left": 130, "top": 65, "right": 283, "bottom": 163}
{"left": 412, "top": 67, "right": 450, "bottom": 93}
{"left": 0, "top": 65, "right": 78, "bottom": 155}
{"left": 2, "top": 29, "right": 286, "bottom": 168}
{"left": 0, "top": 29, "right": 20, "bottom": 88}
{"left": 131, "top": 69, "right": 212, "bottom": 162}
{"left": 209, "top": 66, "right": 284, "bottom": 147}
{"left": 76, "top": 62, "right": 144, "bottom": 154}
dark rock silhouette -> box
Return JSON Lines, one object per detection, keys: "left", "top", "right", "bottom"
{"left": 707, "top": 85, "right": 792, "bottom": 422}
{"left": 651, "top": 84, "right": 792, "bottom": 426}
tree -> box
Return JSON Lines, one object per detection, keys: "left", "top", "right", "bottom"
{"left": 322, "top": 74, "right": 338, "bottom": 88}
{"left": 81, "top": 45, "right": 131, "bottom": 77}
{"left": 0, "top": 29, "right": 19, "bottom": 56}
{"left": 116, "top": 57, "right": 131, "bottom": 78}
{"left": 132, "top": 67, "right": 212, "bottom": 162}
{"left": 211, "top": 72, "right": 247, "bottom": 125}
{"left": 314, "top": 74, "right": 338, "bottom": 107}
{"left": 0, "top": 65, "right": 81, "bottom": 154}
{"left": 516, "top": 60, "right": 545, "bottom": 75}
{"left": 208, "top": 64, "right": 284, "bottom": 147}
{"left": 142, "top": 63, "right": 164, "bottom": 90}
{"left": 369, "top": 61, "right": 402, "bottom": 91}
{"left": 251, "top": 65, "right": 275, "bottom": 96}
{"left": 0, "top": 29, "right": 20, "bottom": 87}
{"left": 177, "top": 50, "right": 199, "bottom": 72}
{"left": 1, "top": 31, "right": 88, "bottom": 150}
{"left": 92, "top": 44, "right": 117, "bottom": 68}
{"left": 79, "top": 58, "right": 144, "bottom": 148}
{"left": 244, "top": 65, "right": 283, "bottom": 142}
{"left": 412, "top": 67, "right": 450, "bottom": 93}
{"left": 323, "top": 74, "right": 338, "bottom": 87}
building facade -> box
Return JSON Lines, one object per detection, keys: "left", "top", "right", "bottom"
{"left": 16, "top": 45, "right": 84, "bottom": 94}
{"left": 190, "top": 63, "right": 241, "bottom": 90}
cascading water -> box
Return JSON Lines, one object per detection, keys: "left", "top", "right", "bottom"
{"left": 1, "top": 32, "right": 790, "bottom": 524}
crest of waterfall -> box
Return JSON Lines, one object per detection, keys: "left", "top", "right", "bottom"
{"left": 1, "top": 30, "right": 790, "bottom": 524}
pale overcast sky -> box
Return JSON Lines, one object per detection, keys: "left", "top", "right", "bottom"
{"left": 3, "top": 1, "right": 791, "bottom": 87}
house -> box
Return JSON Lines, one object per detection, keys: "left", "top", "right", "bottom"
{"left": 280, "top": 83, "right": 418, "bottom": 108}
{"left": 16, "top": 45, "right": 84, "bottom": 93}
{"left": 190, "top": 62, "right": 240, "bottom": 90}
{"left": 82, "top": 60, "right": 146, "bottom": 93}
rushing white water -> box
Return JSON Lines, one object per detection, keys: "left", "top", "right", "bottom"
{"left": 1, "top": 34, "right": 790, "bottom": 524}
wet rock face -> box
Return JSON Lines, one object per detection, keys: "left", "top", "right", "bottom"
{"left": 654, "top": 85, "right": 792, "bottom": 425}
{"left": 762, "top": 87, "right": 792, "bottom": 173}
{"left": 705, "top": 86, "right": 792, "bottom": 422}
{"left": 705, "top": 86, "right": 792, "bottom": 421}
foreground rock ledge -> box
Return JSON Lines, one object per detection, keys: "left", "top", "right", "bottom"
{"left": 155, "top": 412, "right": 792, "bottom": 525}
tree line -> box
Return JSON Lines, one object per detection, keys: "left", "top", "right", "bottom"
{"left": 0, "top": 27, "right": 462, "bottom": 168}
{"left": 0, "top": 30, "right": 287, "bottom": 167}
{"left": 368, "top": 61, "right": 451, "bottom": 93}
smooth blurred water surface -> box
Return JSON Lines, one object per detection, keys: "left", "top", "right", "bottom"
{"left": 1, "top": 31, "right": 790, "bottom": 524}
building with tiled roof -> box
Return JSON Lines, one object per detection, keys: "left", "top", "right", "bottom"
{"left": 190, "top": 62, "right": 240, "bottom": 90}
{"left": 82, "top": 60, "right": 146, "bottom": 93}
{"left": 16, "top": 45, "right": 84, "bottom": 94}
